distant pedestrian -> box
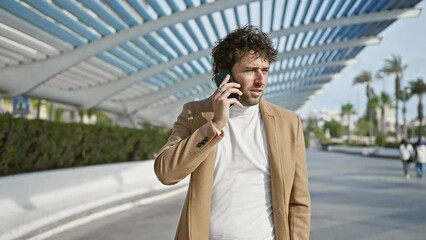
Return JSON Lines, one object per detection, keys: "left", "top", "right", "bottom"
{"left": 398, "top": 139, "right": 415, "bottom": 178}
{"left": 414, "top": 137, "right": 426, "bottom": 178}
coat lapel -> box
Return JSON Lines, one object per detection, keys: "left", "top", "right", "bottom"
{"left": 260, "top": 100, "right": 288, "bottom": 239}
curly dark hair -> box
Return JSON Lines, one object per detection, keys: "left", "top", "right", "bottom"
{"left": 211, "top": 25, "right": 278, "bottom": 75}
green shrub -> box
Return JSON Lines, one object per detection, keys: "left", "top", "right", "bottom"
{"left": 0, "top": 113, "right": 170, "bottom": 176}
{"left": 375, "top": 134, "right": 387, "bottom": 147}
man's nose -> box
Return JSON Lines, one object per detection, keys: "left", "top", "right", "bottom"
{"left": 254, "top": 69, "right": 267, "bottom": 85}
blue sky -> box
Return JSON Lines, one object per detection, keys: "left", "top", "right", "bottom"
{"left": 297, "top": 1, "right": 426, "bottom": 122}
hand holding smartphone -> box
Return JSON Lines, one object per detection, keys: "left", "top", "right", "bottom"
{"left": 213, "top": 70, "right": 240, "bottom": 101}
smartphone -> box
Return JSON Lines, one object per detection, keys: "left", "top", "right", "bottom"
{"left": 213, "top": 70, "right": 240, "bottom": 100}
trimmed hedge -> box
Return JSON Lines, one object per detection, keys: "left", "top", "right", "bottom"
{"left": 0, "top": 113, "right": 171, "bottom": 176}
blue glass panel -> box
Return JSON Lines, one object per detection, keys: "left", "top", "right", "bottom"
{"left": 166, "top": 0, "right": 182, "bottom": 12}
{"left": 54, "top": 0, "right": 113, "bottom": 36}
{"left": 290, "top": 0, "right": 302, "bottom": 27}
{"left": 330, "top": 0, "right": 346, "bottom": 19}
{"left": 207, "top": 15, "right": 220, "bottom": 41}
{"left": 147, "top": 0, "right": 166, "bottom": 16}
{"left": 98, "top": 52, "right": 137, "bottom": 74}
{"left": 104, "top": 0, "right": 139, "bottom": 26}
{"left": 182, "top": 22, "right": 203, "bottom": 49}
{"left": 145, "top": 35, "right": 174, "bottom": 59}
{"left": 120, "top": 43, "right": 155, "bottom": 67}
{"left": 26, "top": 0, "right": 100, "bottom": 41}
{"left": 109, "top": 47, "right": 145, "bottom": 69}
{"left": 158, "top": 30, "right": 183, "bottom": 56}
{"left": 0, "top": 0, "right": 85, "bottom": 46}
{"left": 319, "top": 0, "right": 334, "bottom": 21}
{"left": 195, "top": 18, "right": 213, "bottom": 45}
{"left": 81, "top": 0, "right": 127, "bottom": 31}
{"left": 133, "top": 38, "right": 165, "bottom": 62}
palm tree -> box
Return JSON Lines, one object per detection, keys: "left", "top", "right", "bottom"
{"left": 377, "top": 92, "right": 393, "bottom": 135}
{"left": 353, "top": 70, "right": 374, "bottom": 143}
{"left": 341, "top": 103, "right": 356, "bottom": 144}
{"left": 398, "top": 87, "right": 412, "bottom": 138}
{"left": 381, "top": 55, "right": 407, "bottom": 140}
{"left": 30, "top": 98, "right": 43, "bottom": 119}
{"left": 409, "top": 78, "right": 426, "bottom": 138}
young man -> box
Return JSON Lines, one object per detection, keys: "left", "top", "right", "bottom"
{"left": 154, "top": 25, "right": 310, "bottom": 240}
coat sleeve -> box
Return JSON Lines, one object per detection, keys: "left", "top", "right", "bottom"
{"left": 154, "top": 103, "right": 222, "bottom": 185}
{"left": 288, "top": 116, "right": 311, "bottom": 239}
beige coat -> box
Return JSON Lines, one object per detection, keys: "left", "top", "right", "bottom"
{"left": 154, "top": 98, "right": 310, "bottom": 240}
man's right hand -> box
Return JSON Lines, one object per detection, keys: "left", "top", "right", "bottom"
{"left": 211, "top": 74, "right": 243, "bottom": 131}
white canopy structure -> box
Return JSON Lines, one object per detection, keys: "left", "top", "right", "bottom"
{"left": 0, "top": 0, "right": 422, "bottom": 127}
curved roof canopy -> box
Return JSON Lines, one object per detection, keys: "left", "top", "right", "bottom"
{"left": 0, "top": 0, "right": 422, "bottom": 127}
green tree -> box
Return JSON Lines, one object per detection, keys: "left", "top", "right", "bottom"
{"left": 55, "top": 108, "right": 65, "bottom": 122}
{"left": 353, "top": 70, "right": 375, "bottom": 143}
{"left": 78, "top": 110, "right": 85, "bottom": 124}
{"left": 323, "top": 120, "right": 344, "bottom": 138}
{"left": 306, "top": 117, "right": 319, "bottom": 133}
{"left": 341, "top": 103, "right": 356, "bottom": 144}
{"left": 30, "top": 98, "right": 43, "bottom": 119}
{"left": 92, "top": 110, "right": 113, "bottom": 126}
{"left": 381, "top": 55, "right": 407, "bottom": 140}
{"left": 355, "top": 118, "right": 372, "bottom": 136}
{"left": 398, "top": 87, "right": 412, "bottom": 139}
{"left": 409, "top": 78, "right": 426, "bottom": 138}
{"left": 376, "top": 92, "right": 393, "bottom": 135}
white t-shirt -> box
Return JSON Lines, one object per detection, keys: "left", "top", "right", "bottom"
{"left": 416, "top": 143, "right": 426, "bottom": 163}
{"left": 210, "top": 104, "right": 274, "bottom": 240}
{"left": 399, "top": 144, "right": 414, "bottom": 161}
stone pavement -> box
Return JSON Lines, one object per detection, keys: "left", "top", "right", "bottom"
{"left": 48, "top": 149, "right": 426, "bottom": 240}
{"left": 309, "top": 149, "right": 426, "bottom": 240}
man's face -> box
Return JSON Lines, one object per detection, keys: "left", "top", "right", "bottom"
{"left": 231, "top": 52, "right": 270, "bottom": 106}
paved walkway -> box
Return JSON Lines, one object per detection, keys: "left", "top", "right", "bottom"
{"left": 308, "top": 149, "right": 426, "bottom": 240}
{"left": 47, "top": 149, "right": 426, "bottom": 240}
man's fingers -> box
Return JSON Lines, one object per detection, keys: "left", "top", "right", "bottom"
{"left": 219, "top": 74, "right": 231, "bottom": 87}
{"left": 230, "top": 99, "right": 244, "bottom": 108}
{"left": 220, "top": 81, "right": 240, "bottom": 89}
{"left": 220, "top": 88, "right": 242, "bottom": 98}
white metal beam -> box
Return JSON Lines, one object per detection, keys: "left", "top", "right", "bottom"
{"left": 81, "top": 48, "right": 210, "bottom": 108}
{"left": 124, "top": 73, "right": 211, "bottom": 112}
{"left": 269, "top": 8, "right": 421, "bottom": 39}
{"left": 272, "top": 58, "right": 356, "bottom": 75}
{"left": 123, "top": 57, "right": 351, "bottom": 113}
{"left": 125, "top": 58, "right": 354, "bottom": 112}
{"left": 23, "top": 35, "right": 368, "bottom": 116}
{"left": 137, "top": 89, "right": 212, "bottom": 122}
{"left": 71, "top": 7, "right": 414, "bottom": 108}
{"left": 276, "top": 36, "right": 381, "bottom": 61}
{"left": 0, "top": 8, "right": 72, "bottom": 51}
{"left": 83, "top": 36, "right": 376, "bottom": 109}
